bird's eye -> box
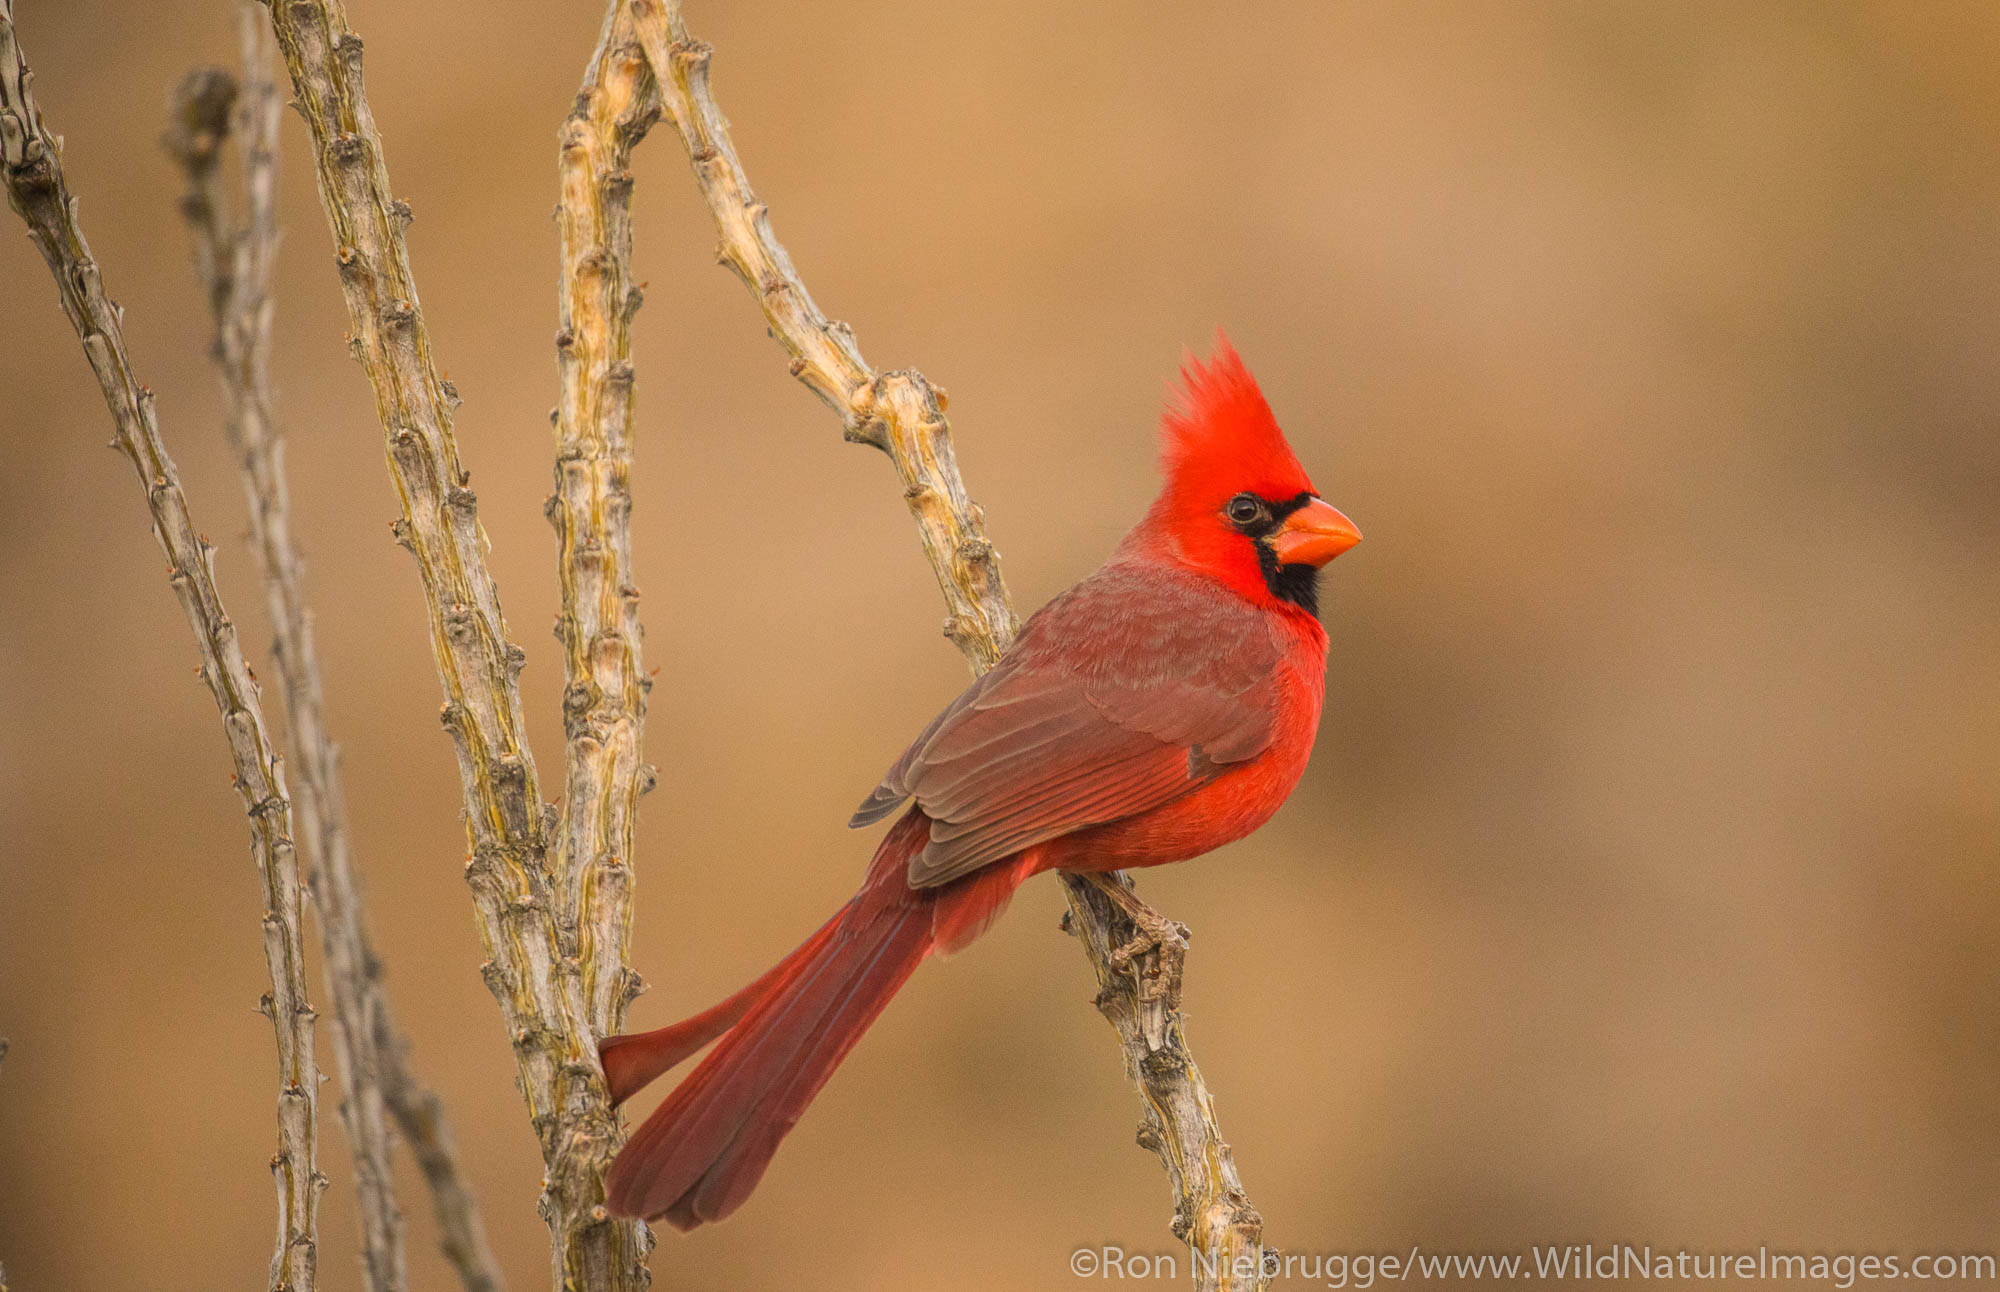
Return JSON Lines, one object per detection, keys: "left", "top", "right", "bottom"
{"left": 1225, "top": 494, "right": 1266, "bottom": 527}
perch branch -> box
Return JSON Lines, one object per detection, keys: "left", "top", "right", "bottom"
{"left": 1, "top": 6, "right": 324, "bottom": 1291}
{"left": 255, "top": 1, "right": 646, "bottom": 1287}
{"left": 163, "top": 11, "right": 505, "bottom": 1292}
{"left": 624, "top": 2, "right": 1270, "bottom": 1285}
{"left": 552, "top": 2, "right": 661, "bottom": 1043}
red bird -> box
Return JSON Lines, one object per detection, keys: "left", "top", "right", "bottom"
{"left": 599, "top": 337, "right": 1360, "bottom": 1228}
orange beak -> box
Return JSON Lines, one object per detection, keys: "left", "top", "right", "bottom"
{"left": 1267, "top": 497, "right": 1361, "bottom": 567}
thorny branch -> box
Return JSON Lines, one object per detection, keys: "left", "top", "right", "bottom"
{"left": 0, "top": 6, "right": 325, "bottom": 1292}
{"left": 254, "top": 1, "right": 647, "bottom": 1288}
{"left": 162, "top": 10, "right": 504, "bottom": 1292}
{"left": 553, "top": 2, "right": 661, "bottom": 1045}
{"left": 623, "top": 1, "right": 1270, "bottom": 1286}
{"left": 624, "top": 0, "right": 1018, "bottom": 671}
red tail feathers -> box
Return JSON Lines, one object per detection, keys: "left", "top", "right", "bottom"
{"left": 601, "top": 809, "right": 1031, "bottom": 1229}
{"left": 599, "top": 911, "right": 843, "bottom": 1106}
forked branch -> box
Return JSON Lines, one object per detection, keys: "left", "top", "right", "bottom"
{"left": 256, "top": 1, "right": 645, "bottom": 1287}
{"left": 623, "top": 2, "right": 1270, "bottom": 1285}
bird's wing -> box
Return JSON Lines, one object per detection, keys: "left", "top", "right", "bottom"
{"left": 851, "top": 564, "right": 1284, "bottom": 888}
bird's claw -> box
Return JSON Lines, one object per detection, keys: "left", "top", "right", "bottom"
{"left": 1108, "top": 918, "right": 1188, "bottom": 1003}
{"left": 1079, "top": 872, "right": 1189, "bottom": 1004}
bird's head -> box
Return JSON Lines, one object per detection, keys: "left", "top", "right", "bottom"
{"left": 1130, "top": 333, "right": 1360, "bottom": 617}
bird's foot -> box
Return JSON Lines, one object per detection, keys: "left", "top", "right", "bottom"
{"left": 1078, "top": 871, "right": 1189, "bottom": 1005}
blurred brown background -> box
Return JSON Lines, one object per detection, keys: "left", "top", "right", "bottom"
{"left": 3, "top": 0, "right": 1997, "bottom": 1287}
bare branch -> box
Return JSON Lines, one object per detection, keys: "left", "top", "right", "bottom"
{"left": 624, "top": 0, "right": 1018, "bottom": 671}
{"left": 623, "top": 1, "right": 1269, "bottom": 1284}
{"left": 553, "top": 2, "right": 661, "bottom": 1043}
{"left": 0, "top": 6, "right": 324, "bottom": 1291}
{"left": 1068, "top": 874, "right": 1269, "bottom": 1290}
{"left": 380, "top": 1067, "right": 506, "bottom": 1292}
{"left": 159, "top": 63, "right": 237, "bottom": 321}
{"left": 254, "top": 0, "right": 646, "bottom": 1286}
{"left": 164, "top": 10, "right": 506, "bottom": 1292}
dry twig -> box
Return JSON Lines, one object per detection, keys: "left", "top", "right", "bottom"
{"left": 625, "top": 0, "right": 1018, "bottom": 670}
{"left": 624, "top": 1, "right": 1270, "bottom": 1284}
{"left": 379, "top": 1074, "right": 507, "bottom": 1292}
{"left": 255, "top": 1, "right": 646, "bottom": 1286}
{"left": 162, "top": 10, "right": 505, "bottom": 1292}
{"left": 624, "top": 0, "right": 1024, "bottom": 668}
{"left": 553, "top": 3, "right": 661, "bottom": 1043}
{"left": 1, "top": 5, "right": 324, "bottom": 1290}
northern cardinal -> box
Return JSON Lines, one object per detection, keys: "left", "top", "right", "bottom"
{"left": 600, "top": 336, "right": 1359, "bottom": 1228}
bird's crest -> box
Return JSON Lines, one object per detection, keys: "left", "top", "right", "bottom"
{"left": 1158, "top": 332, "right": 1314, "bottom": 502}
